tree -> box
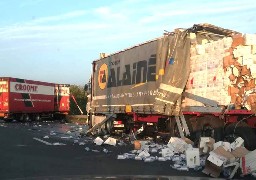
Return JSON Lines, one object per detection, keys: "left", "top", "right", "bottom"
{"left": 69, "top": 85, "right": 87, "bottom": 115}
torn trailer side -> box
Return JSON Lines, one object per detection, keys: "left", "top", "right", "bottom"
{"left": 86, "top": 23, "right": 256, "bottom": 150}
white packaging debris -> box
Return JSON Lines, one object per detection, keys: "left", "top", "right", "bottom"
{"left": 117, "top": 155, "right": 126, "bottom": 159}
{"left": 172, "top": 155, "right": 181, "bottom": 162}
{"left": 43, "top": 136, "right": 49, "bottom": 139}
{"left": 50, "top": 131, "right": 56, "bottom": 135}
{"left": 144, "top": 156, "right": 156, "bottom": 162}
{"left": 178, "top": 166, "right": 189, "bottom": 171}
{"left": 91, "top": 149, "right": 100, "bottom": 153}
{"left": 104, "top": 137, "right": 117, "bottom": 146}
{"left": 180, "top": 154, "right": 186, "bottom": 159}
{"left": 130, "top": 150, "right": 137, "bottom": 154}
{"left": 140, "top": 141, "right": 148, "bottom": 147}
{"left": 123, "top": 153, "right": 136, "bottom": 159}
{"left": 186, "top": 144, "right": 193, "bottom": 150}
{"left": 185, "top": 148, "right": 200, "bottom": 168}
{"left": 103, "top": 148, "right": 109, "bottom": 153}
{"left": 85, "top": 147, "right": 90, "bottom": 151}
{"left": 167, "top": 143, "right": 175, "bottom": 151}
{"left": 173, "top": 164, "right": 181, "bottom": 168}
{"left": 231, "top": 137, "right": 244, "bottom": 150}
{"left": 252, "top": 172, "right": 256, "bottom": 178}
{"left": 138, "top": 150, "right": 150, "bottom": 158}
{"left": 158, "top": 157, "right": 167, "bottom": 161}
{"left": 161, "top": 148, "right": 174, "bottom": 157}
{"left": 168, "top": 137, "right": 188, "bottom": 153}
{"left": 94, "top": 137, "right": 104, "bottom": 145}
{"left": 118, "top": 140, "right": 126, "bottom": 146}
{"left": 79, "top": 142, "right": 85, "bottom": 145}
{"left": 150, "top": 148, "right": 158, "bottom": 153}
{"left": 213, "top": 141, "right": 223, "bottom": 150}
{"left": 135, "top": 156, "right": 143, "bottom": 160}
{"left": 199, "top": 137, "right": 214, "bottom": 153}
{"left": 208, "top": 151, "right": 228, "bottom": 167}
{"left": 223, "top": 142, "right": 231, "bottom": 152}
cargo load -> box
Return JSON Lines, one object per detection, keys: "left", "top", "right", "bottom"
{"left": 87, "top": 23, "right": 256, "bottom": 151}
{"left": 91, "top": 24, "right": 256, "bottom": 116}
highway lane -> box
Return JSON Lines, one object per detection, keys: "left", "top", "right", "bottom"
{"left": 0, "top": 120, "right": 247, "bottom": 180}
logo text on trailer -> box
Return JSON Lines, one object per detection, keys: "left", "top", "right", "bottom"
{"left": 15, "top": 84, "right": 38, "bottom": 92}
{"left": 97, "top": 54, "right": 156, "bottom": 89}
{"left": 98, "top": 63, "right": 108, "bottom": 90}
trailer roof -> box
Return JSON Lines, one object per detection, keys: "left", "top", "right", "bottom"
{"left": 92, "top": 23, "right": 240, "bottom": 63}
{"left": 0, "top": 77, "right": 70, "bottom": 86}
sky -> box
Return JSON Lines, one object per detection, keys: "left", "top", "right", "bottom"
{"left": 0, "top": 0, "right": 256, "bottom": 85}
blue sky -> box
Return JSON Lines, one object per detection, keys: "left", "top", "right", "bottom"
{"left": 0, "top": 0, "right": 256, "bottom": 85}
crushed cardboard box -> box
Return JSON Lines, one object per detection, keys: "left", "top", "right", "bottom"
{"left": 199, "top": 137, "right": 215, "bottom": 154}
{"left": 104, "top": 137, "right": 117, "bottom": 146}
{"left": 241, "top": 149, "right": 256, "bottom": 176}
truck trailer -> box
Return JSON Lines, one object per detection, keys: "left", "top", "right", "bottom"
{"left": 0, "top": 77, "right": 70, "bottom": 121}
{"left": 87, "top": 24, "right": 256, "bottom": 150}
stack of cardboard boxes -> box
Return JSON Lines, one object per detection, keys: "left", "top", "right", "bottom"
{"left": 183, "top": 33, "right": 256, "bottom": 112}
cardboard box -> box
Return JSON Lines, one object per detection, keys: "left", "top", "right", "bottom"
{"left": 199, "top": 137, "right": 215, "bottom": 154}
{"left": 231, "top": 147, "right": 249, "bottom": 158}
{"left": 232, "top": 34, "right": 244, "bottom": 48}
{"left": 231, "top": 137, "right": 244, "bottom": 150}
{"left": 241, "top": 149, "right": 256, "bottom": 175}
{"left": 186, "top": 148, "right": 200, "bottom": 168}
{"left": 244, "top": 34, "right": 256, "bottom": 45}
{"left": 213, "top": 146, "right": 236, "bottom": 164}
{"left": 202, "top": 160, "right": 222, "bottom": 178}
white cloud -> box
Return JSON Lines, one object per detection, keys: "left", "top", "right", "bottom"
{"left": 94, "top": 6, "right": 127, "bottom": 21}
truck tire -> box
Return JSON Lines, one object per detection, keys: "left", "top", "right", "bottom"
{"left": 224, "top": 122, "right": 256, "bottom": 151}
{"left": 20, "top": 114, "right": 30, "bottom": 122}
{"left": 3, "top": 118, "right": 13, "bottom": 123}
{"left": 34, "top": 114, "right": 41, "bottom": 121}
{"left": 195, "top": 115, "right": 224, "bottom": 145}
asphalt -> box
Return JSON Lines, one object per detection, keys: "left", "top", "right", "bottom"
{"left": 0, "top": 120, "right": 252, "bottom": 180}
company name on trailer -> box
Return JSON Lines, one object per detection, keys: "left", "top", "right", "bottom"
{"left": 15, "top": 84, "right": 38, "bottom": 92}
{"left": 98, "top": 54, "right": 157, "bottom": 89}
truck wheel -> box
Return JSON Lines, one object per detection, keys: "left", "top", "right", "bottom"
{"left": 123, "top": 117, "right": 133, "bottom": 134}
{"left": 21, "top": 114, "right": 30, "bottom": 122}
{"left": 195, "top": 115, "right": 224, "bottom": 145}
{"left": 34, "top": 114, "right": 41, "bottom": 121}
{"left": 3, "top": 118, "right": 13, "bottom": 123}
{"left": 224, "top": 122, "right": 256, "bottom": 151}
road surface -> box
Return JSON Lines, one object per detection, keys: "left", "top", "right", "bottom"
{"left": 0, "top": 120, "right": 249, "bottom": 180}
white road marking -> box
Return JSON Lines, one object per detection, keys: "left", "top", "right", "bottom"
{"left": 33, "top": 137, "right": 52, "bottom": 145}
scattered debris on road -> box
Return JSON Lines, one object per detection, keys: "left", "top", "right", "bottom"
{"left": 94, "top": 137, "right": 104, "bottom": 145}
{"left": 3, "top": 119, "right": 255, "bottom": 179}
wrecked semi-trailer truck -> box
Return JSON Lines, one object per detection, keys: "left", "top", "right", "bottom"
{"left": 87, "top": 24, "right": 256, "bottom": 150}
{"left": 0, "top": 77, "right": 70, "bottom": 121}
